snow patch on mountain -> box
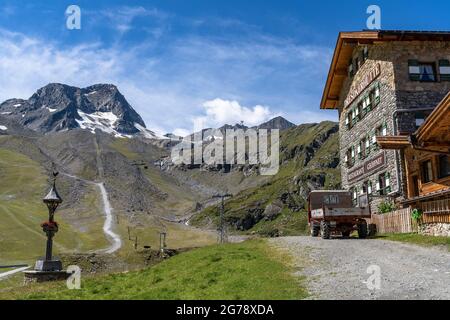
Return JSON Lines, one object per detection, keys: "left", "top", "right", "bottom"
{"left": 76, "top": 110, "right": 127, "bottom": 137}
{"left": 0, "top": 125, "right": 7, "bottom": 131}
{"left": 134, "top": 123, "right": 166, "bottom": 140}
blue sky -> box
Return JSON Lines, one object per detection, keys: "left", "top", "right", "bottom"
{"left": 1, "top": 0, "right": 449, "bottom": 135}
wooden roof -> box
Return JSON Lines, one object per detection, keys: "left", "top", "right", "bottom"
{"left": 321, "top": 30, "right": 450, "bottom": 110}
{"left": 376, "top": 136, "right": 411, "bottom": 150}
{"left": 414, "top": 91, "right": 450, "bottom": 148}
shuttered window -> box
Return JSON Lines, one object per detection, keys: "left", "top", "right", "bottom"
{"left": 367, "top": 181, "right": 373, "bottom": 195}
{"left": 408, "top": 60, "right": 421, "bottom": 81}
{"left": 365, "top": 135, "right": 371, "bottom": 155}
{"left": 439, "top": 59, "right": 450, "bottom": 81}
{"left": 374, "top": 83, "right": 380, "bottom": 105}
{"left": 357, "top": 142, "right": 363, "bottom": 159}
{"left": 365, "top": 95, "right": 372, "bottom": 111}
{"left": 363, "top": 46, "right": 369, "bottom": 61}
{"left": 382, "top": 122, "right": 388, "bottom": 136}
{"left": 348, "top": 63, "right": 354, "bottom": 77}
{"left": 385, "top": 172, "right": 391, "bottom": 193}
{"left": 409, "top": 60, "right": 436, "bottom": 82}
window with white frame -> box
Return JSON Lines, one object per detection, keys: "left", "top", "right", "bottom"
{"left": 409, "top": 60, "right": 437, "bottom": 82}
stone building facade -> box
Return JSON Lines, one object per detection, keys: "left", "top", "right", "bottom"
{"left": 321, "top": 31, "right": 450, "bottom": 213}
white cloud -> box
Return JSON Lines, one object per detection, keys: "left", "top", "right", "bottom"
{"left": 172, "top": 128, "right": 190, "bottom": 137}
{"left": 0, "top": 18, "right": 334, "bottom": 135}
{"left": 0, "top": 29, "right": 123, "bottom": 101}
{"left": 92, "top": 6, "right": 169, "bottom": 37}
{"left": 196, "top": 99, "right": 276, "bottom": 128}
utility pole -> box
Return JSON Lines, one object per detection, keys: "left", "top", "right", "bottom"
{"left": 159, "top": 232, "right": 167, "bottom": 253}
{"left": 212, "top": 194, "right": 232, "bottom": 244}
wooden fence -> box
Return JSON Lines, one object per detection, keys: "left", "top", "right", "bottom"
{"left": 371, "top": 208, "right": 418, "bottom": 234}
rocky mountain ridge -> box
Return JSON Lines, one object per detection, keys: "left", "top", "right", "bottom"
{"left": 0, "top": 83, "right": 158, "bottom": 138}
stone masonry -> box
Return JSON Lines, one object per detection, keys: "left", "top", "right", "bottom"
{"left": 338, "top": 41, "right": 450, "bottom": 213}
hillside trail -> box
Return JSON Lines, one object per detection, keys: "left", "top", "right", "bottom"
{"left": 58, "top": 135, "right": 122, "bottom": 254}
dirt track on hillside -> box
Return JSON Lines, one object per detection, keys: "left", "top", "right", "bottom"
{"left": 269, "top": 236, "right": 450, "bottom": 300}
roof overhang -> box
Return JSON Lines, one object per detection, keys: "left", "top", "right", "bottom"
{"left": 376, "top": 136, "right": 411, "bottom": 150}
{"left": 321, "top": 30, "right": 450, "bottom": 110}
{"left": 378, "top": 91, "right": 450, "bottom": 154}
{"left": 414, "top": 91, "right": 450, "bottom": 146}
{"left": 401, "top": 187, "right": 450, "bottom": 205}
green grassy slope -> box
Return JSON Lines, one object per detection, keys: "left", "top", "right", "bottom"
{"left": 0, "top": 148, "right": 109, "bottom": 265}
{"left": 0, "top": 240, "right": 308, "bottom": 300}
{"left": 191, "top": 121, "right": 340, "bottom": 236}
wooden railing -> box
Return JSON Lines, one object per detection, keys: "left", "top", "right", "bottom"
{"left": 371, "top": 208, "right": 417, "bottom": 234}
{"left": 418, "top": 198, "right": 450, "bottom": 224}
{"left": 420, "top": 198, "right": 450, "bottom": 214}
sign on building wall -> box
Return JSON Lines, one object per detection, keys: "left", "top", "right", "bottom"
{"left": 348, "top": 152, "right": 386, "bottom": 183}
{"left": 344, "top": 63, "right": 381, "bottom": 108}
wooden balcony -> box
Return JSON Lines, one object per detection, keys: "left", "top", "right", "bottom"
{"left": 419, "top": 198, "right": 450, "bottom": 224}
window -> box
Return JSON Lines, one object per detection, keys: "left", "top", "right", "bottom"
{"left": 365, "top": 95, "right": 372, "bottom": 112}
{"left": 408, "top": 60, "right": 437, "bottom": 82}
{"left": 344, "top": 146, "right": 355, "bottom": 167}
{"left": 348, "top": 61, "right": 354, "bottom": 77}
{"left": 367, "top": 181, "right": 373, "bottom": 195}
{"left": 439, "top": 60, "right": 450, "bottom": 81}
{"left": 354, "top": 57, "right": 360, "bottom": 73}
{"left": 363, "top": 46, "right": 369, "bottom": 61}
{"left": 362, "top": 99, "right": 368, "bottom": 116}
{"left": 351, "top": 146, "right": 356, "bottom": 163}
{"left": 360, "top": 184, "right": 367, "bottom": 195}
{"left": 346, "top": 84, "right": 381, "bottom": 132}
{"left": 376, "top": 172, "right": 391, "bottom": 195}
{"left": 374, "top": 84, "right": 380, "bottom": 105}
{"left": 359, "top": 138, "right": 368, "bottom": 159}
{"left": 345, "top": 113, "right": 350, "bottom": 129}
{"left": 351, "top": 108, "right": 357, "bottom": 125}
{"left": 324, "top": 195, "right": 339, "bottom": 205}
{"left": 415, "top": 116, "right": 425, "bottom": 129}
{"left": 381, "top": 122, "right": 388, "bottom": 136}
{"left": 385, "top": 172, "right": 391, "bottom": 193}
{"left": 421, "top": 160, "right": 433, "bottom": 183}
{"left": 414, "top": 111, "right": 431, "bottom": 130}
{"left": 357, "top": 141, "right": 363, "bottom": 159}
{"left": 355, "top": 104, "right": 361, "bottom": 120}
{"left": 345, "top": 148, "right": 354, "bottom": 166}
{"left": 371, "top": 130, "right": 379, "bottom": 151}
{"left": 365, "top": 135, "right": 371, "bottom": 156}
{"left": 438, "top": 155, "right": 450, "bottom": 179}
{"left": 352, "top": 187, "right": 358, "bottom": 205}
{"left": 376, "top": 175, "right": 384, "bottom": 195}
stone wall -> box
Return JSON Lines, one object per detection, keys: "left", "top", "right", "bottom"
{"left": 338, "top": 44, "right": 399, "bottom": 213}
{"left": 391, "top": 41, "right": 450, "bottom": 134}
{"left": 337, "top": 41, "right": 450, "bottom": 213}
{"left": 419, "top": 223, "right": 450, "bottom": 237}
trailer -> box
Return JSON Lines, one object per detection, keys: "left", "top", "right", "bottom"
{"left": 308, "top": 190, "right": 372, "bottom": 239}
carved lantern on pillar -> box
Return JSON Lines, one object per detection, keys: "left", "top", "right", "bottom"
{"left": 35, "top": 172, "right": 63, "bottom": 272}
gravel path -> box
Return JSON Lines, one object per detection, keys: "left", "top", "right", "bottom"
{"left": 269, "top": 236, "right": 450, "bottom": 300}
